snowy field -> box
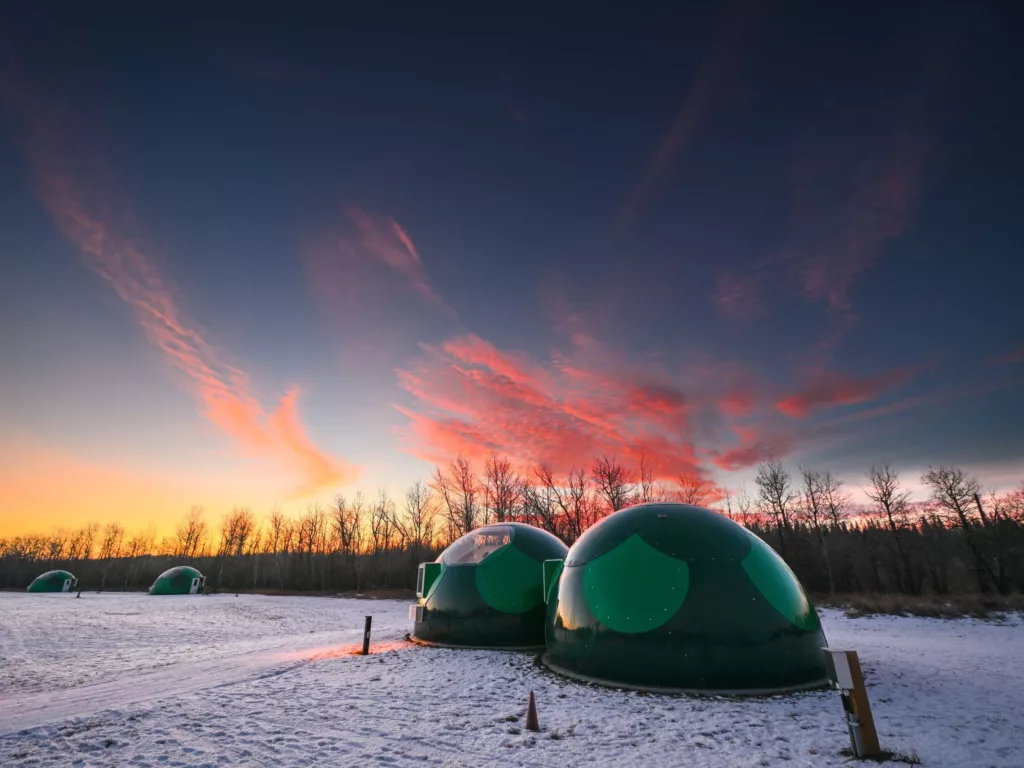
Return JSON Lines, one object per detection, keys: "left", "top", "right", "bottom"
{"left": 1, "top": 593, "right": 1022, "bottom": 767}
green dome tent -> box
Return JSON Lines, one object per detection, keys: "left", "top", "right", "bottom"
{"left": 27, "top": 570, "right": 78, "bottom": 593}
{"left": 411, "top": 523, "right": 568, "bottom": 649}
{"left": 149, "top": 566, "right": 205, "bottom": 595}
{"left": 542, "top": 503, "right": 830, "bottom": 694}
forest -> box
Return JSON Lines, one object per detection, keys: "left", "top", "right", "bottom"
{"left": 3, "top": 455, "right": 1023, "bottom": 603}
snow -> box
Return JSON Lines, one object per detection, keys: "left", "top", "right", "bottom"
{"left": 1, "top": 593, "right": 1022, "bottom": 767}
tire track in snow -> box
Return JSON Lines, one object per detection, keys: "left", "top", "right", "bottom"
{"left": 0, "top": 628, "right": 386, "bottom": 737}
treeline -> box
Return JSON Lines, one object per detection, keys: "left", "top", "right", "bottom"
{"left": 2, "top": 455, "right": 1022, "bottom": 597}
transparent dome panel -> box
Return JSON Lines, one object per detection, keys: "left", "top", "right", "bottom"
{"left": 442, "top": 526, "right": 514, "bottom": 564}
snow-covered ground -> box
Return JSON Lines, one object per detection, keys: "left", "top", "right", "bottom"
{"left": 1, "top": 593, "right": 1021, "bottom": 767}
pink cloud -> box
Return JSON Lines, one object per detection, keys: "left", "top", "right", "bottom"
{"left": 789, "top": 39, "right": 957, "bottom": 320}
{"left": 396, "top": 333, "right": 706, "bottom": 481}
{"left": 708, "top": 425, "right": 794, "bottom": 471}
{"left": 4, "top": 78, "right": 357, "bottom": 496}
{"left": 341, "top": 206, "right": 454, "bottom": 316}
{"left": 815, "top": 378, "right": 1019, "bottom": 430}
{"left": 776, "top": 368, "right": 913, "bottom": 419}
{"left": 797, "top": 148, "right": 926, "bottom": 312}
{"left": 719, "top": 389, "right": 756, "bottom": 417}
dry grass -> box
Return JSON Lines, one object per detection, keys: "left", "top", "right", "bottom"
{"left": 815, "top": 592, "right": 1024, "bottom": 619}
{"left": 840, "top": 747, "right": 922, "bottom": 764}
{"left": 215, "top": 587, "right": 416, "bottom": 600}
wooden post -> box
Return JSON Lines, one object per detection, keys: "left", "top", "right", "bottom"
{"left": 825, "top": 648, "right": 880, "bottom": 758}
{"left": 362, "top": 615, "right": 372, "bottom": 655}
{"left": 845, "top": 651, "right": 880, "bottom": 757}
{"left": 525, "top": 691, "right": 540, "bottom": 732}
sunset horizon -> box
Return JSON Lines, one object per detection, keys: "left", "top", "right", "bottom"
{"left": 2, "top": 3, "right": 1021, "bottom": 543}
{"left": 3, "top": 5, "right": 1024, "bottom": 767}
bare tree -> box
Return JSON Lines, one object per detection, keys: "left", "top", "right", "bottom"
{"left": 637, "top": 454, "right": 656, "bottom": 503}
{"left": 754, "top": 459, "right": 796, "bottom": 556}
{"left": 122, "top": 527, "right": 156, "bottom": 589}
{"left": 45, "top": 530, "right": 68, "bottom": 562}
{"left": 216, "top": 508, "right": 256, "bottom": 590}
{"left": 174, "top": 506, "right": 208, "bottom": 559}
{"left": 432, "top": 456, "right": 481, "bottom": 541}
{"left": 676, "top": 474, "right": 713, "bottom": 506}
{"left": 820, "top": 473, "right": 849, "bottom": 528}
{"left": 267, "top": 506, "right": 291, "bottom": 589}
{"left": 994, "top": 483, "right": 1024, "bottom": 525}
{"left": 922, "top": 466, "right": 1001, "bottom": 593}
{"left": 592, "top": 455, "right": 633, "bottom": 514}
{"left": 370, "top": 489, "right": 398, "bottom": 556}
{"left": 555, "top": 466, "right": 595, "bottom": 542}
{"left": 66, "top": 524, "right": 99, "bottom": 561}
{"left": 522, "top": 465, "right": 561, "bottom": 536}
{"left": 97, "top": 522, "right": 125, "bottom": 591}
{"left": 865, "top": 464, "right": 915, "bottom": 593}
{"left": 485, "top": 455, "right": 521, "bottom": 523}
{"left": 330, "top": 492, "right": 367, "bottom": 590}
{"left": 399, "top": 480, "right": 436, "bottom": 560}
{"left": 798, "top": 467, "right": 835, "bottom": 595}
{"left": 734, "top": 485, "right": 755, "bottom": 526}
{"left": 246, "top": 524, "right": 264, "bottom": 590}
{"left": 297, "top": 503, "right": 328, "bottom": 590}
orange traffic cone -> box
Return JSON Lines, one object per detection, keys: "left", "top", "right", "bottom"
{"left": 525, "top": 691, "right": 540, "bottom": 732}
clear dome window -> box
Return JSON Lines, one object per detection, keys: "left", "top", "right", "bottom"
{"left": 442, "top": 526, "right": 514, "bottom": 564}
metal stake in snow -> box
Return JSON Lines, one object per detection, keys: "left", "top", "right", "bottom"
{"left": 525, "top": 691, "right": 540, "bottom": 732}
{"left": 824, "top": 648, "right": 880, "bottom": 759}
{"left": 362, "top": 615, "right": 372, "bottom": 655}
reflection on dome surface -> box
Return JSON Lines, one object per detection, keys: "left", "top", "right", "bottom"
{"left": 542, "top": 503, "right": 830, "bottom": 693}
{"left": 410, "top": 523, "right": 568, "bottom": 649}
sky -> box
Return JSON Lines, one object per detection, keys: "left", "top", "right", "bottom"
{"left": 1, "top": 1, "right": 1022, "bottom": 538}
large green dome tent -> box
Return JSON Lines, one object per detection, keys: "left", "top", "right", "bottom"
{"left": 542, "top": 503, "right": 830, "bottom": 694}
{"left": 27, "top": 570, "right": 78, "bottom": 593}
{"left": 410, "top": 522, "right": 568, "bottom": 649}
{"left": 149, "top": 566, "right": 205, "bottom": 595}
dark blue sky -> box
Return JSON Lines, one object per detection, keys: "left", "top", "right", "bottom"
{"left": 1, "top": 1, "right": 1022, "bottom": 533}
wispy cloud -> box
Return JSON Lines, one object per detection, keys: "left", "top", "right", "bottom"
{"left": 991, "top": 344, "right": 1024, "bottom": 364}
{"left": 621, "top": 0, "right": 759, "bottom": 225}
{"left": 815, "top": 378, "right": 1020, "bottom": 430}
{"left": 341, "top": 206, "right": 454, "bottom": 316}
{"left": 790, "top": 134, "right": 930, "bottom": 315}
{"left": 2, "top": 76, "right": 357, "bottom": 496}
{"left": 776, "top": 368, "right": 914, "bottom": 419}
{"left": 396, "top": 327, "right": 839, "bottom": 476}
{"left": 713, "top": 27, "right": 957, "bottom": 365}
{"left": 709, "top": 426, "right": 793, "bottom": 471}
{"left": 714, "top": 269, "right": 765, "bottom": 320}
{"left": 396, "top": 333, "right": 708, "bottom": 481}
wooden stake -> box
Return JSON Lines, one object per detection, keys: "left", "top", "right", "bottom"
{"left": 845, "top": 651, "right": 881, "bottom": 758}
{"left": 362, "top": 615, "right": 372, "bottom": 655}
{"left": 525, "top": 691, "right": 540, "bottom": 732}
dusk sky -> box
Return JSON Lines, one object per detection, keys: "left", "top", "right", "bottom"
{"left": 1, "top": 2, "right": 1022, "bottom": 537}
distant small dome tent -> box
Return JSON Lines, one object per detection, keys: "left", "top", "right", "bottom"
{"left": 542, "top": 503, "right": 830, "bottom": 694}
{"left": 27, "top": 570, "right": 78, "bottom": 593}
{"left": 150, "top": 566, "right": 206, "bottom": 595}
{"left": 410, "top": 523, "right": 568, "bottom": 649}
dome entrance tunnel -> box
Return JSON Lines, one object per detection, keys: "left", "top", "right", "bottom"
{"left": 541, "top": 503, "right": 830, "bottom": 694}
{"left": 410, "top": 523, "right": 569, "bottom": 649}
